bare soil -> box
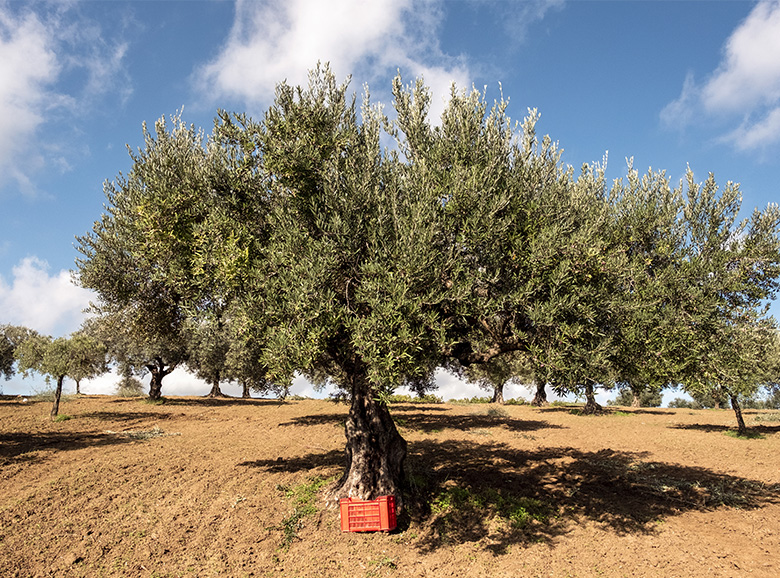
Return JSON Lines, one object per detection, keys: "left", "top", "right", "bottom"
{"left": 1, "top": 395, "right": 779, "bottom": 577}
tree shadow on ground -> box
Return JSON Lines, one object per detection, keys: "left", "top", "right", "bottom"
{"left": 79, "top": 411, "right": 176, "bottom": 422}
{"left": 153, "top": 397, "right": 285, "bottom": 407}
{"left": 606, "top": 408, "right": 677, "bottom": 416}
{"left": 388, "top": 403, "right": 451, "bottom": 412}
{"left": 0, "top": 430, "right": 135, "bottom": 464}
{"left": 237, "top": 449, "right": 344, "bottom": 473}
{"left": 397, "top": 412, "right": 565, "bottom": 433}
{"left": 671, "top": 423, "right": 780, "bottom": 435}
{"left": 280, "top": 410, "right": 563, "bottom": 434}
{"left": 402, "top": 439, "right": 780, "bottom": 555}
{"left": 537, "top": 406, "right": 675, "bottom": 416}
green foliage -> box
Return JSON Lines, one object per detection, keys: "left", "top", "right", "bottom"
{"left": 450, "top": 396, "right": 493, "bottom": 405}
{"left": 386, "top": 393, "right": 443, "bottom": 404}
{"left": 366, "top": 556, "right": 397, "bottom": 576}
{"left": 608, "top": 387, "right": 663, "bottom": 407}
{"left": 75, "top": 63, "right": 780, "bottom": 491}
{"left": 53, "top": 414, "right": 72, "bottom": 422}
{"left": 16, "top": 331, "right": 107, "bottom": 418}
{"left": 1, "top": 325, "right": 37, "bottom": 385}
{"left": 485, "top": 406, "right": 509, "bottom": 418}
{"left": 668, "top": 398, "right": 699, "bottom": 409}
{"left": 115, "top": 376, "right": 145, "bottom": 397}
{"left": 449, "top": 352, "right": 534, "bottom": 405}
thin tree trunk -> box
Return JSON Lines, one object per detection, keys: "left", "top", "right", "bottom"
{"left": 75, "top": 379, "right": 81, "bottom": 395}
{"left": 531, "top": 380, "right": 548, "bottom": 406}
{"left": 730, "top": 394, "right": 747, "bottom": 436}
{"left": 50, "top": 375, "right": 64, "bottom": 420}
{"left": 491, "top": 383, "right": 505, "bottom": 404}
{"left": 631, "top": 390, "right": 641, "bottom": 408}
{"left": 582, "top": 381, "right": 603, "bottom": 415}
{"left": 242, "top": 381, "right": 250, "bottom": 398}
{"left": 328, "top": 373, "right": 407, "bottom": 510}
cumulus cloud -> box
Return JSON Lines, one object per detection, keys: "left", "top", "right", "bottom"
{"left": 196, "top": 0, "right": 471, "bottom": 121}
{"left": 701, "top": 1, "right": 780, "bottom": 113}
{"left": 0, "top": 4, "right": 130, "bottom": 195}
{"left": 0, "top": 11, "right": 59, "bottom": 192}
{"left": 0, "top": 256, "right": 92, "bottom": 336}
{"left": 662, "top": 1, "right": 780, "bottom": 151}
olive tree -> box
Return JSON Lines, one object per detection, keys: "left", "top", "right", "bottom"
{"left": 677, "top": 173, "right": 780, "bottom": 434}
{"left": 1, "top": 325, "right": 37, "bottom": 387}
{"left": 16, "top": 332, "right": 106, "bottom": 419}
{"left": 450, "top": 352, "right": 533, "bottom": 404}
{"left": 76, "top": 114, "right": 224, "bottom": 399}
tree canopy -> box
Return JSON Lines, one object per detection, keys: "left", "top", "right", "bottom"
{"left": 15, "top": 332, "right": 107, "bottom": 419}
{"left": 76, "top": 65, "right": 780, "bottom": 502}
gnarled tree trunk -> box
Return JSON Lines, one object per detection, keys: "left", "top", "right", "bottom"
{"left": 582, "top": 381, "right": 603, "bottom": 415}
{"left": 631, "top": 390, "right": 641, "bottom": 408}
{"left": 242, "top": 381, "right": 251, "bottom": 398}
{"left": 531, "top": 379, "right": 548, "bottom": 406}
{"left": 206, "top": 379, "right": 225, "bottom": 397}
{"left": 146, "top": 357, "right": 174, "bottom": 401}
{"left": 329, "top": 373, "right": 407, "bottom": 510}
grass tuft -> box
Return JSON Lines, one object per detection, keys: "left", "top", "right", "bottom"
{"left": 754, "top": 412, "right": 780, "bottom": 423}
{"left": 274, "top": 475, "right": 335, "bottom": 550}
{"left": 431, "top": 485, "right": 551, "bottom": 530}
{"left": 485, "top": 406, "right": 509, "bottom": 418}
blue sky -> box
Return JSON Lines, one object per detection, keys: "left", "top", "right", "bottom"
{"left": 2, "top": 0, "right": 779, "bottom": 399}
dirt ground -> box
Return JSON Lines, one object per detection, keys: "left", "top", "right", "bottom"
{"left": 1, "top": 395, "right": 779, "bottom": 578}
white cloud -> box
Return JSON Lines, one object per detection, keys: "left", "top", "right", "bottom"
{"left": 701, "top": 1, "right": 780, "bottom": 113}
{"left": 723, "top": 106, "right": 780, "bottom": 151}
{"left": 0, "top": 10, "right": 59, "bottom": 192}
{"left": 497, "top": 0, "right": 565, "bottom": 46}
{"left": 197, "top": 0, "right": 472, "bottom": 119}
{"left": 0, "top": 256, "right": 92, "bottom": 336}
{"left": 660, "top": 72, "right": 698, "bottom": 128}
{"left": 662, "top": 1, "right": 780, "bottom": 151}
{"left": 0, "top": 4, "right": 130, "bottom": 195}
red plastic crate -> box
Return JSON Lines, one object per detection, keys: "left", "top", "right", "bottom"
{"left": 339, "top": 495, "right": 397, "bottom": 532}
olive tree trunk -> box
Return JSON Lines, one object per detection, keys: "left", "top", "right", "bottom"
{"left": 206, "top": 379, "right": 225, "bottom": 398}
{"left": 146, "top": 357, "right": 174, "bottom": 401}
{"left": 50, "top": 375, "right": 65, "bottom": 420}
{"left": 730, "top": 394, "right": 747, "bottom": 436}
{"left": 328, "top": 374, "right": 407, "bottom": 510}
{"left": 531, "top": 380, "right": 548, "bottom": 406}
{"left": 491, "top": 383, "right": 505, "bottom": 404}
{"left": 582, "top": 381, "right": 603, "bottom": 415}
